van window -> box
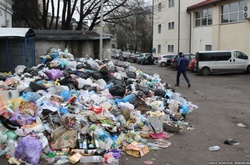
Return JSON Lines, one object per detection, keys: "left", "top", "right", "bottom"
{"left": 199, "top": 53, "right": 216, "bottom": 61}
{"left": 216, "top": 52, "right": 231, "bottom": 61}
{"left": 234, "top": 51, "right": 248, "bottom": 60}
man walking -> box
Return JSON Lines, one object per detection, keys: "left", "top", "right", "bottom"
{"left": 175, "top": 52, "right": 191, "bottom": 88}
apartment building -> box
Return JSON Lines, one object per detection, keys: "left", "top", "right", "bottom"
{"left": 0, "top": 0, "right": 13, "bottom": 27}
{"left": 153, "top": 0, "right": 250, "bottom": 58}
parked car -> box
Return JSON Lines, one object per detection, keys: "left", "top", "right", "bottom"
{"left": 171, "top": 53, "right": 196, "bottom": 69}
{"left": 127, "top": 53, "right": 141, "bottom": 63}
{"left": 136, "top": 53, "right": 154, "bottom": 65}
{"left": 119, "top": 51, "right": 131, "bottom": 61}
{"left": 111, "top": 49, "right": 123, "bottom": 59}
{"left": 188, "top": 58, "right": 197, "bottom": 72}
{"left": 195, "top": 50, "right": 250, "bottom": 76}
{"left": 158, "top": 54, "right": 175, "bottom": 67}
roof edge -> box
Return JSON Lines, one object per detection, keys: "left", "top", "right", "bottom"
{"left": 187, "top": 0, "right": 224, "bottom": 12}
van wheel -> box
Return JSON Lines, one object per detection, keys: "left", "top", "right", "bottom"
{"left": 202, "top": 67, "right": 210, "bottom": 76}
{"left": 247, "top": 66, "right": 250, "bottom": 74}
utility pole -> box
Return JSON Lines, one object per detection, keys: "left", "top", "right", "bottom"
{"left": 178, "top": 0, "right": 180, "bottom": 53}
{"left": 99, "top": 0, "right": 104, "bottom": 60}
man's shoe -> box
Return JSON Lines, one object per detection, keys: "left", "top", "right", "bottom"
{"left": 188, "top": 84, "right": 191, "bottom": 88}
{"left": 175, "top": 84, "right": 179, "bottom": 87}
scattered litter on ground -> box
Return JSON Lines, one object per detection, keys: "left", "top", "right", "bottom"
{"left": 237, "top": 123, "right": 246, "bottom": 128}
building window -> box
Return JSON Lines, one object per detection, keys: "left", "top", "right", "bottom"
{"left": 158, "top": 45, "right": 161, "bottom": 54}
{"left": 205, "top": 45, "right": 212, "bottom": 51}
{"left": 169, "top": 0, "right": 174, "bottom": 8}
{"left": 168, "top": 45, "right": 174, "bottom": 52}
{"left": 195, "top": 8, "right": 213, "bottom": 27}
{"left": 221, "top": 0, "right": 247, "bottom": 23}
{"left": 168, "top": 22, "right": 174, "bottom": 30}
{"left": 158, "top": 3, "right": 162, "bottom": 12}
{"left": 158, "top": 24, "right": 161, "bottom": 33}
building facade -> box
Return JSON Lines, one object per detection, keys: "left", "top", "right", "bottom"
{"left": 0, "top": 0, "right": 13, "bottom": 27}
{"left": 153, "top": 0, "right": 250, "bottom": 58}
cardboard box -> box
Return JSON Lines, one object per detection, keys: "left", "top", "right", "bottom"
{"left": 0, "top": 90, "right": 19, "bottom": 102}
{"left": 125, "top": 142, "right": 149, "bottom": 157}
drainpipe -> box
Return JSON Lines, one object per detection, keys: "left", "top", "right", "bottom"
{"left": 178, "top": 0, "right": 180, "bottom": 53}
{"left": 189, "top": 12, "right": 192, "bottom": 53}
{"left": 5, "top": 0, "right": 7, "bottom": 26}
{"left": 99, "top": 0, "right": 104, "bottom": 60}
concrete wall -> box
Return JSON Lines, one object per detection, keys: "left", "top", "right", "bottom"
{"left": 35, "top": 39, "right": 111, "bottom": 65}
{"left": 0, "top": 0, "right": 13, "bottom": 27}
{"left": 190, "top": 0, "right": 250, "bottom": 55}
{"left": 153, "top": 0, "right": 201, "bottom": 58}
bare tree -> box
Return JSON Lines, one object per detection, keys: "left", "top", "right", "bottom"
{"left": 12, "top": 0, "right": 43, "bottom": 28}
{"left": 106, "top": 0, "right": 153, "bottom": 53}
{"left": 13, "top": 0, "right": 136, "bottom": 30}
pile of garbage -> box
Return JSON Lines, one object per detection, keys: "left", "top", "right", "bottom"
{"left": 0, "top": 48, "right": 198, "bottom": 165}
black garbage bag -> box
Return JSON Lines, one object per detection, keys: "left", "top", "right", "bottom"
{"left": 0, "top": 75, "right": 6, "bottom": 81}
{"left": 23, "top": 67, "right": 32, "bottom": 74}
{"left": 91, "top": 71, "right": 103, "bottom": 80}
{"left": 136, "top": 84, "right": 150, "bottom": 96}
{"left": 76, "top": 71, "right": 91, "bottom": 79}
{"left": 109, "top": 84, "right": 126, "bottom": 97}
{"left": 63, "top": 69, "right": 76, "bottom": 77}
{"left": 59, "top": 76, "right": 75, "bottom": 85}
{"left": 83, "top": 62, "right": 92, "bottom": 70}
{"left": 99, "top": 66, "right": 108, "bottom": 75}
{"left": 154, "top": 89, "right": 166, "bottom": 97}
{"left": 102, "top": 59, "right": 110, "bottom": 64}
{"left": 76, "top": 64, "right": 85, "bottom": 69}
{"left": 83, "top": 85, "right": 97, "bottom": 92}
{"left": 102, "top": 74, "right": 114, "bottom": 83}
{"left": 29, "top": 82, "right": 46, "bottom": 91}
{"left": 126, "top": 71, "right": 136, "bottom": 79}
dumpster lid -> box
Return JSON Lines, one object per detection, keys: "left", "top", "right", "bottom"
{"left": 0, "top": 28, "right": 34, "bottom": 37}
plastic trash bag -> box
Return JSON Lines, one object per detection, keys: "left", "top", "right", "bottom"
{"left": 86, "top": 59, "right": 100, "bottom": 71}
{"left": 21, "top": 92, "right": 41, "bottom": 102}
{"left": 14, "top": 135, "right": 43, "bottom": 165}
{"left": 15, "top": 65, "right": 26, "bottom": 75}
{"left": 45, "top": 69, "right": 63, "bottom": 80}
{"left": 51, "top": 129, "right": 78, "bottom": 149}
{"left": 109, "top": 84, "right": 126, "bottom": 97}
{"left": 10, "top": 107, "right": 38, "bottom": 126}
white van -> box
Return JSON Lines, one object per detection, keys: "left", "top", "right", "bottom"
{"left": 195, "top": 50, "right": 250, "bottom": 75}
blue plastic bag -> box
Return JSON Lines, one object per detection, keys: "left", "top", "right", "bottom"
{"left": 21, "top": 92, "right": 41, "bottom": 102}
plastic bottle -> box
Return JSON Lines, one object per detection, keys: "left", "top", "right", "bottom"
{"left": 208, "top": 145, "right": 220, "bottom": 151}
{"left": 93, "top": 133, "right": 100, "bottom": 149}
{"left": 115, "top": 93, "right": 136, "bottom": 104}
{"left": 80, "top": 156, "right": 103, "bottom": 164}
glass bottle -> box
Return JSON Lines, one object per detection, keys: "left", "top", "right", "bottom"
{"left": 77, "top": 132, "right": 83, "bottom": 149}
{"left": 82, "top": 134, "right": 88, "bottom": 154}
